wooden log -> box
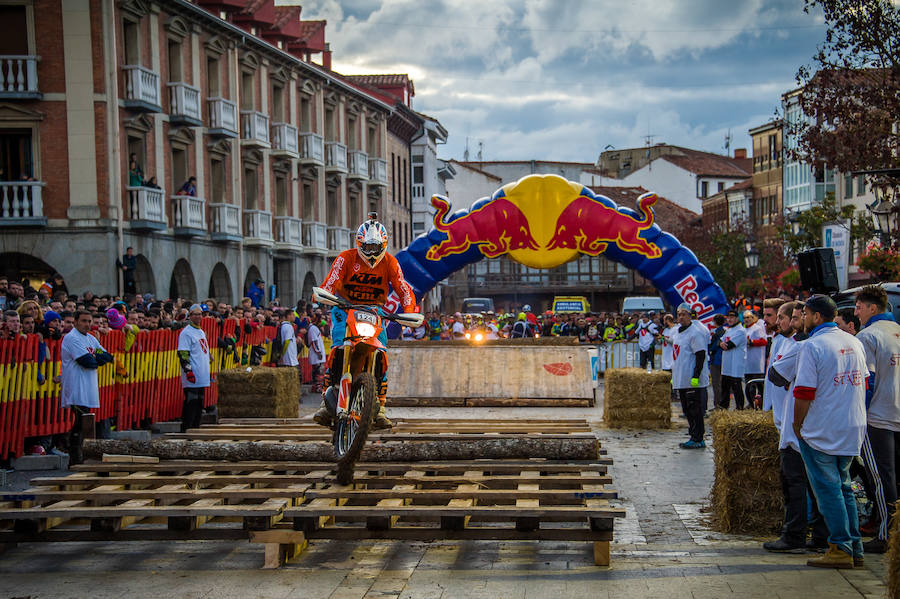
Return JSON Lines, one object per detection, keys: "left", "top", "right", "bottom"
{"left": 83, "top": 436, "right": 599, "bottom": 462}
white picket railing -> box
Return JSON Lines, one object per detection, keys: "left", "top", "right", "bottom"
{"left": 325, "top": 141, "right": 347, "bottom": 172}
{"left": 126, "top": 186, "right": 166, "bottom": 224}
{"left": 241, "top": 110, "right": 270, "bottom": 146}
{"left": 0, "top": 182, "right": 44, "bottom": 222}
{"left": 327, "top": 225, "right": 353, "bottom": 251}
{"left": 168, "top": 82, "right": 201, "bottom": 122}
{"left": 303, "top": 221, "right": 328, "bottom": 252}
{"left": 271, "top": 122, "right": 298, "bottom": 155}
{"left": 348, "top": 150, "right": 368, "bottom": 179}
{"left": 172, "top": 195, "right": 206, "bottom": 231}
{"left": 275, "top": 215, "right": 303, "bottom": 249}
{"left": 123, "top": 65, "right": 161, "bottom": 108}
{"left": 0, "top": 55, "right": 39, "bottom": 94}
{"left": 368, "top": 157, "right": 388, "bottom": 185}
{"left": 300, "top": 132, "right": 324, "bottom": 163}
{"left": 209, "top": 202, "right": 241, "bottom": 238}
{"left": 208, "top": 97, "right": 238, "bottom": 134}
{"left": 244, "top": 209, "right": 273, "bottom": 245}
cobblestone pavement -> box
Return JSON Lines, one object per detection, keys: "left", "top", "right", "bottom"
{"left": 0, "top": 393, "right": 890, "bottom": 598}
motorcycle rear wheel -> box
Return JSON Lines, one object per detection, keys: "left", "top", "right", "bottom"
{"left": 334, "top": 372, "right": 377, "bottom": 483}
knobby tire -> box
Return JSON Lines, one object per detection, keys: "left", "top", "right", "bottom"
{"left": 334, "top": 372, "right": 377, "bottom": 484}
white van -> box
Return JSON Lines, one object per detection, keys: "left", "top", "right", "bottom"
{"left": 621, "top": 296, "right": 665, "bottom": 314}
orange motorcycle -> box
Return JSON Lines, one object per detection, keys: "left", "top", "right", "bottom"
{"left": 312, "top": 287, "right": 423, "bottom": 483}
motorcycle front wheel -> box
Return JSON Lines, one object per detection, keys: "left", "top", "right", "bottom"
{"left": 334, "top": 372, "right": 377, "bottom": 483}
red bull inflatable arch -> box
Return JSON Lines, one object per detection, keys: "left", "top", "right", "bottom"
{"left": 390, "top": 174, "right": 728, "bottom": 326}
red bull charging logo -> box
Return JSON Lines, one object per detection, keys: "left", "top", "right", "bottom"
{"left": 426, "top": 174, "right": 660, "bottom": 269}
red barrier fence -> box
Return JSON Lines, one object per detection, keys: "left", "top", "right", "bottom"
{"left": 0, "top": 318, "right": 317, "bottom": 460}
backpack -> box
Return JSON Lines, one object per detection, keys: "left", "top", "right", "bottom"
{"left": 270, "top": 323, "right": 285, "bottom": 362}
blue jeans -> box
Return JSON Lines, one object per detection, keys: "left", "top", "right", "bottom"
{"left": 798, "top": 439, "right": 862, "bottom": 557}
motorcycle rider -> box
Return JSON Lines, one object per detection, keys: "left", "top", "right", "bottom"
{"left": 313, "top": 213, "right": 418, "bottom": 429}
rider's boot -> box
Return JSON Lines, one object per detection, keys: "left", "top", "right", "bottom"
{"left": 372, "top": 378, "right": 392, "bottom": 429}
{"left": 313, "top": 369, "right": 335, "bottom": 427}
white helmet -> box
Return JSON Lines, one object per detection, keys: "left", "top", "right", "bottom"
{"left": 356, "top": 212, "right": 388, "bottom": 268}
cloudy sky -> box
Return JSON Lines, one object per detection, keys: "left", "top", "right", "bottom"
{"left": 299, "top": 0, "right": 827, "bottom": 163}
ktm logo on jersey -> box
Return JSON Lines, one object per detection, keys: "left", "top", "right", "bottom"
{"left": 349, "top": 273, "right": 383, "bottom": 286}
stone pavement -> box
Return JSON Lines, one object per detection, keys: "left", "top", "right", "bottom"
{"left": 0, "top": 396, "right": 890, "bottom": 598}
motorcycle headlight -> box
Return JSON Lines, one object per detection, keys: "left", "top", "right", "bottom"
{"left": 355, "top": 322, "right": 377, "bottom": 338}
{"left": 474, "top": 333, "right": 484, "bottom": 342}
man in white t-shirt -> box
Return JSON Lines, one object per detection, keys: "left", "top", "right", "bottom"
{"left": 660, "top": 314, "right": 678, "bottom": 372}
{"left": 672, "top": 304, "right": 710, "bottom": 449}
{"left": 307, "top": 319, "right": 326, "bottom": 392}
{"left": 718, "top": 311, "right": 746, "bottom": 409}
{"left": 637, "top": 313, "right": 659, "bottom": 370}
{"left": 61, "top": 310, "right": 114, "bottom": 464}
{"left": 763, "top": 300, "right": 828, "bottom": 553}
{"left": 792, "top": 295, "right": 868, "bottom": 569}
{"left": 177, "top": 304, "right": 212, "bottom": 432}
{"left": 854, "top": 285, "right": 900, "bottom": 553}
{"left": 451, "top": 312, "right": 466, "bottom": 339}
{"left": 744, "top": 310, "right": 768, "bottom": 406}
{"left": 277, "top": 310, "right": 299, "bottom": 368}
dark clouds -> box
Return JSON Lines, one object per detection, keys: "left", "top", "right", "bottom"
{"left": 300, "top": 0, "right": 826, "bottom": 161}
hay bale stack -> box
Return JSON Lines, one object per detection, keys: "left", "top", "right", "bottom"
{"left": 710, "top": 410, "right": 782, "bottom": 534}
{"left": 888, "top": 504, "right": 900, "bottom": 598}
{"left": 217, "top": 366, "right": 299, "bottom": 418}
{"left": 603, "top": 368, "right": 671, "bottom": 428}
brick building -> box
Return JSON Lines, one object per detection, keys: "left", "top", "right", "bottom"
{"left": 0, "top": 0, "right": 418, "bottom": 305}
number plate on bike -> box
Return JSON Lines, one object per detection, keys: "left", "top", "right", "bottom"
{"left": 354, "top": 311, "right": 378, "bottom": 324}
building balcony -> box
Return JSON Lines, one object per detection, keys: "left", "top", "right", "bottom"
{"left": 0, "top": 55, "right": 40, "bottom": 99}
{"left": 325, "top": 141, "right": 347, "bottom": 174}
{"left": 207, "top": 97, "right": 238, "bottom": 137}
{"left": 243, "top": 209, "right": 273, "bottom": 247}
{"left": 299, "top": 132, "right": 324, "bottom": 165}
{"left": 327, "top": 225, "right": 353, "bottom": 253}
{"left": 240, "top": 110, "right": 270, "bottom": 148}
{"left": 368, "top": 157, "right": 387, "bottom": 187}
{"left": 166, "top": 82, "right": 202, "bottom": 126}
{"left": 172, "top": 195, "right": 206, "bottom": 236}
{"left": 271, "top": 122, "right": 298, "bottom": 158}
{"left": 348, "top": 150, "right": 368, "bottom": 180}
{"left": 302, "top": 221, "right": 328, "bottom": 255}
{"left": 0, "top": 181, "right": 46, "bottom": 226}
{"left": 122, "top": 65, "right": 162, "bottom": 112}
{"left": 275, "top": 215, "right": 303, "bottom": 251}
{"left": 209, "top": 202, "right": 241, "bottom": 241}
{"left": 126, "top": 186, "right": 167, "bottom": 231}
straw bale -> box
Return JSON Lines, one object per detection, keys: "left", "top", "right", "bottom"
{"left": 217, "top": 367, "right": 299, "bottom": 419}
{"left": 888, "top": 504, "right": 900, "bottom": 598}
{"left": 603, "top": 368, "right": 671, "bottom": 428}
{"left": 709, "top": 410, "right": 782, "bottom": 534}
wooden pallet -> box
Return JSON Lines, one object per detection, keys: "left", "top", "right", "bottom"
{"left": 0, "top": 458, "right": 620, "bottom": 567}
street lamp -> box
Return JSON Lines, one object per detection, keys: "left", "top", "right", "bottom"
{"left": 744, "top": 240, "right": 760, "bottom": 271}
{"left": 868, "top": 176, "right": 897, "bottom": 247}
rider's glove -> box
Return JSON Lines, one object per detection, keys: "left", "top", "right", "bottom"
{"left": 690, "top": 377, "right": 700, "bottom": 388}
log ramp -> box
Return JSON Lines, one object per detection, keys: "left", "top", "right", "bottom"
{"left": 0, "top": 419, "right": 623, "bottom": 569}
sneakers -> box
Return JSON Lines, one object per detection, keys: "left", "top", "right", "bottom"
{"left": 762, "top": 538, "right": 805, "bottom": 553}
{"left": 806, "top": 537, "right": 828, "bottom": 551}
{"left": 862, "top": 538, "right": 887, "bottom": 554}
{"left": 49, "top": 447, "right": 68, "bottom": 457}
{"left": 679, "top": 440, "right": 706, "bottom": 449}
{"left": 806, "top": 544, "right": 853, "bottom": 569}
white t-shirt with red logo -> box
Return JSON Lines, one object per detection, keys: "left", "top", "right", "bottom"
{"left": 661, "top": 325, "right": 678, "bottom": 370}
{"left": 60, "top": 329, "right": 105, "bottom": 409}
{"left": 856, "top": 318, "right": 900, "bottom": 432}
{"left": 745, "top": 320, "right": 767, "bottom": 375}
{"left": 794, "top": 325, "right": 868, "bottom": 456}
{"left": 763, "top": 333, "right": 793, "bottom": 413}
{"left": 178, "top": 325, "right": 211, "bottom": 388}
{"left": 637, "top": 321, "right": 658, "bottom": 351}
{"left": 721, "top": 324, "right": 746, "bottom": 378}
{"left": 769, "top": 336, "right": 803, "bottom": 451}
{"left": 671, "top": 322, "right": 710, "bottom": 390}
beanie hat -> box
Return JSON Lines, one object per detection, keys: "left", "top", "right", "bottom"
{"left": 106, "top": 307, "right": 127, "bottom": 330}
{"left": 43, "top": 311, "right": 61, "bottom": 325}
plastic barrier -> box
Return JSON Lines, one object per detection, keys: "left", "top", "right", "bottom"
{"left": 0, "top": 318, "right": 298, "bottom": 459}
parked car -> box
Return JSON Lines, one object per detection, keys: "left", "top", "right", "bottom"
{"left": 832, "top": 282, "right": 900, "bottom": 320}
{"left": 460, "top": 297, "right": 495, "bottom": 314}
{"left": 621, "top": 296, "right": 665, "bottom": 314}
